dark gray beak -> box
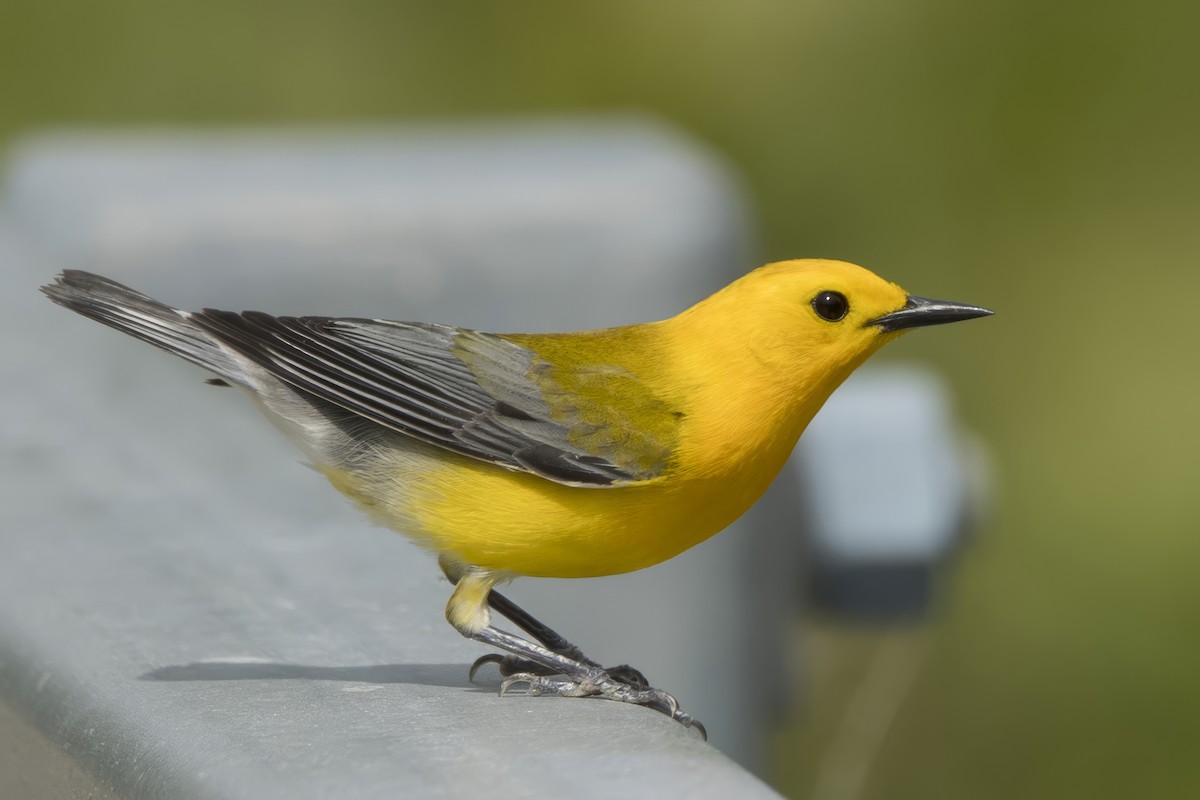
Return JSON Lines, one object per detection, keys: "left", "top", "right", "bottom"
{"left": 867, "top": 295, "right": 993, "bottom": 332}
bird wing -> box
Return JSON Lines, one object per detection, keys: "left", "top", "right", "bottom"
{"left": 189, "top": 310, "right": 677, "bottom": 487}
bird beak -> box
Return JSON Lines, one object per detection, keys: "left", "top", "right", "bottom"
{"left": 867, "top": 295, "right": 993, "bottom": 332}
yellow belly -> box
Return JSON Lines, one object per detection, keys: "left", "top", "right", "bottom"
{"left": 417, "top": 465, "right": 722, "bottom": 578}
{"left": 322, "top": 441, "right": 785, "bottom": 579}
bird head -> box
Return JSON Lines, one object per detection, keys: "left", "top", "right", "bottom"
{"left": 681, "top": 259, "right": 992, "bottom": 396}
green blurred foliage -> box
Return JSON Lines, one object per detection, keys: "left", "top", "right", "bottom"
{"left": 3, "top": 1, "right": 1196, "bottom": 797}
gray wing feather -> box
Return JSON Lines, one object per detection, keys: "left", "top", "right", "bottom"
{"left": 43, "top": 270, "right": 664, "bottom": 487}
{"left": 41, "top": 271, "right": 250, "bottom": 383}
{"left": 188, "top": 310, "right": 639, "bottom": 486}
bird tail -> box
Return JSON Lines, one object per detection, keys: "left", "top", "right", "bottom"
{"left": 41, "top": 270, "right": 249, "bottom": 385}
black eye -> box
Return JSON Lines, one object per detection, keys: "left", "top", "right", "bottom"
{"left": 812, "top": 290, "right": 849, "bottom": 322}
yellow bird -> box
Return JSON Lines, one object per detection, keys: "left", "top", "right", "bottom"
{"left": 43, "top": 259, "right": 990, "bottom": 736}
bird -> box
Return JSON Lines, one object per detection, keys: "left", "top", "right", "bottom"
{"left": 42, "top": 259, "right": 991, "bottom": 737}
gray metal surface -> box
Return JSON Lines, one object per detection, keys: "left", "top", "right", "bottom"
{"left": 0, "top": 122, "right": 780, "bottom": 798}
{"left": 3, "top": 118, "right": 750, "bottom": 329}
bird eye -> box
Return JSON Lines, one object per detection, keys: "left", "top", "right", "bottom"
{"left": 812, "top": 290, "right": 849, "bottom": 322}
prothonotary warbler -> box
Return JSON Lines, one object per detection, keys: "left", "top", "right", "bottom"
{"left": 43, "top": 259, "right": 991, "bottom": 736}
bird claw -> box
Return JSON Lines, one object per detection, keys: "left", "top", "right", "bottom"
{"left": 470, "top": 652, "right": 556, "bottom": 682}
{"left": 495, "top": 671, "right": 703, "bottom": 737}
{"left": 498, "top": 673, "right": 527, "bottom": 697}
{"left": 686, "top": 717, "right": 708, "bottom": 741}
{"left": 469, "top": 653, "right": 506, "bottom": 682}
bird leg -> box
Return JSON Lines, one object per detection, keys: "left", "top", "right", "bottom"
{"left": 440, "top": 556, "right": 648, "bottom": 688}
{"left": 472, "top": 589, "right": 650, "bottom": 690}
{"left": 442, "top": 562, "right": 702, "bottom": 736}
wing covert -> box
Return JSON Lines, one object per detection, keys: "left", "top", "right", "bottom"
{"left": 188, "top": 310, "right": 675, "bottom": 486}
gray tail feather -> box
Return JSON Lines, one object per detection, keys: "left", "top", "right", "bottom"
{"left": 41, "top": 270, "right": 246, "bottom": 384}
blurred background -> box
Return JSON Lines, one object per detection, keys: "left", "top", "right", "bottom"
{"left": 2, "top": 1, "right": 1197, "bottom": 798}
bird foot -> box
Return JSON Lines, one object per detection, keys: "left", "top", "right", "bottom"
{"left": 498, "top": 672, "right": 705, "bottom": 740}
{"left": 470, "top": 653, "right": 649, "bottom": 689}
